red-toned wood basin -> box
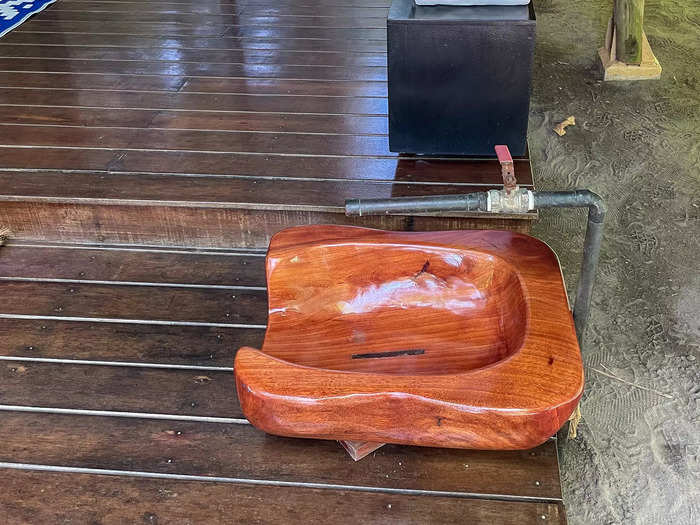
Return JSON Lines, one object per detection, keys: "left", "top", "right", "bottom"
{"left": 235, "top": 226, "right": 583, "bottom": 450}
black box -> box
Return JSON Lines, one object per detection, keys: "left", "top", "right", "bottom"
{"left": 387, "top": 1, "right": 536, "bottom": 156}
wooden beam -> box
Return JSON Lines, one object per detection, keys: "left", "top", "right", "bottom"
{"left": 614, "top": 0, "right": 645, "bottom": 64}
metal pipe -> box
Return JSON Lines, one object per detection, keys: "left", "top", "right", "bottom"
{"left": 532, "top": 191, "right": 606, "bottom": 346}
{"left": 344, "top": 189, "right": 605, "bottom": 347}
{"left": 344, "top": 193, "right": 487, "bottom": 216}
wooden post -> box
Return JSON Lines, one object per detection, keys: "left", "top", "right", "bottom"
{"left": 599, "top": 0, "right": 660, "bottom": 80}
{"left": 614, "top": 0, "right": 645, "bottom": 64}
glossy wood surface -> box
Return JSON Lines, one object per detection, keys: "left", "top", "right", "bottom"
{"left": 236, "top": 226, "right": 583, "bottom": 449}
{"left": 0, "top": 0, "right": 534, "bottom": 249}
{"left": 0, "top": 240, "right": 567, "bottom": 522}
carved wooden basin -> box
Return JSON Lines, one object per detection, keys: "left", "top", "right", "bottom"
{"left": 234, "top": 226, "right": 583, "bottom": 450}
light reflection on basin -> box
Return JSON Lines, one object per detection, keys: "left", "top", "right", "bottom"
{"left": 263, "top": 244, "right": 527, "bottom": 375}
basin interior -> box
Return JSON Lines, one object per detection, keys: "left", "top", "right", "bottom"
{"left": 262, "top": 242, "right": 528, "bottom": 375}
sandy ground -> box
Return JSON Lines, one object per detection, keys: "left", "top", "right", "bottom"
{"left": 527, "top": 0, "right": 699, "bottom": 523}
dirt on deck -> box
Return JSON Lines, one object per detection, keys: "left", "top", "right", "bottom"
{"left": 528, "top": 0, "right": 699, "bottom": 523}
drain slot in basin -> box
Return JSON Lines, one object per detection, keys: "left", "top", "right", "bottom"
{"left": 351, "top": 349, "right": 425, "bottom": 359}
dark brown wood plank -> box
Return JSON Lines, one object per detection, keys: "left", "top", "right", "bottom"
{"left": 0, "top": 149, "right": 532, "bottom": 185}
{"left": 0, "top": 73, "right": 388, "bottom": 96}
{"left": 0, "top": 244, "right": 266, "bottom": 286}
{"left": 0, "top": 362, "right": 241, "bottom": 415}
{"left": 0, "top": 87, "right": 388, "bottom": 117}
{"left": 182, "top": 76, "right": 388, "bottom": 96}
{"left": 0, "top": 107, "right": 384, "bottom": 136}
{"left": 0, "top": 57, "right": 386, "bottom": 80}
{"left": 0, "top": 125, "right": 391, "bottom": 156}
{"left": 0, "top": 33, "right": 389, "bottom": 53}
{"left": 17, "top": 20, "right": 236, "bottom": 37}
{"left": 51, "top": 3, "right": 390, "bottom": 17}
{"left": 0, "top": 469, "right": 566, "bottom": 525}
{"left": 0, "top": 412, "right": 562, "bottom": 499}
{"left": 0, "top": 318, "right": 263, "bottom": 366}
{"left": 0, "top": 202, "right": 533, "bottom": 249}
{"left": 0, "top": 172, "right": 512, "bottom": 208}
{"left": 28, "top": 13, "right": 388, "bottom": 28}
{"left": 0, "top": 45, "right": 388, "bottom": 67}
{"left": 0, "top": 72, "right": 186, "bottom": 91}
{"left": 0, "top": 281, "right": 267, "bottom": 325}
{"left": 16, "top": 21, "right": 387, "bottom": 41}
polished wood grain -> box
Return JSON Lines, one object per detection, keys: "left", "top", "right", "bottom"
{"left": 236, "top": 226, "right": 583, "bottom": 449}
{"left": 1, "top": 470, "right": 566, "bottom": 525}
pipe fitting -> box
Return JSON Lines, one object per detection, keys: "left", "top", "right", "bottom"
{"left": 486, "top": 188, "right": 533, "bottom": 214}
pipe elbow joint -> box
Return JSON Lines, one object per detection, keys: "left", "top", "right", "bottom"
{"left": 576, "top": 190, "right": 606, "bottom": 223}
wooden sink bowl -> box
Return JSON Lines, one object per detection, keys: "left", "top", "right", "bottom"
{"left": 234, "top": 226, "right": 583, "bottom": 450}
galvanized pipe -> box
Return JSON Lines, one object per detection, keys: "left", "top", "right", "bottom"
{"left": 345, "top": 189, "right": 605, "bottom": 347}
{"left": 531, "top": 191, "right": 606, "bottom": 346}
{"left": 344, "top": 192, "right": 487, "bottom": 216}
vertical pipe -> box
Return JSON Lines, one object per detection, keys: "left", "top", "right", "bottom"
{"left": 614, "top": 0, "right": 645, "bottom": 64}
{"left": 572, "top": 211, "right": 604, "bottom": 346}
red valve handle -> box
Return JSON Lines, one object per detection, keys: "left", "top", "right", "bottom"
{"left": 495, "top": 144, "right": 513, "bottom": 165}
{"left": 494, "top": 145, "right": 516, "bottom": 193}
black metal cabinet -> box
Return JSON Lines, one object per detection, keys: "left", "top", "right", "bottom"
{"left": 387, "top": 1, "right": 536, "bottom": 156}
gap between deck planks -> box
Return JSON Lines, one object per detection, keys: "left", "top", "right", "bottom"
{"left": 0, "top": 241, "right": 565, "bottom": 519}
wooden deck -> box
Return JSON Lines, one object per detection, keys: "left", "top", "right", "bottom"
{"left": 0, "top": 0, "right": 535, "bottom": 249}
{"left": 0, "top": 241, "right": 566, "bottom": 523}
{"left": 0, "top": 0, "right": 564, "bottom": 522}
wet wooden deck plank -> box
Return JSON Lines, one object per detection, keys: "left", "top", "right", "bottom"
{"left": 0, "top": 470, "right": 566, "bottom": 525}
{"left": 0, "top": 412, "right": 562, "bottom": 500}
{"left": 0, "top": 107, "right": 389, "bottom": 134}
{"left": 13, "top": 22, "right": 388, "bottom": 41}
{"left": 0, "top": 318, "right": 263, "bottom": 366}
{"left": 0, "top": 45, "right": 388, "bottom": 67}
{"left": 0, "top": 33, "right": 390, "bottom": 53}
{"left": 0, "top": 72, "right": 389, "bottom": 95}
{"left": 0, "top": 244, "right": 267, "bottom": 286}
{"left": 0, "top": 88, "right": 389, "bottom": 114}
{"left": 0, "top": 281, "right": 268, "bottom": 324}
{"left": 0, "top": 154, "right": 532, "bottom": 185}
